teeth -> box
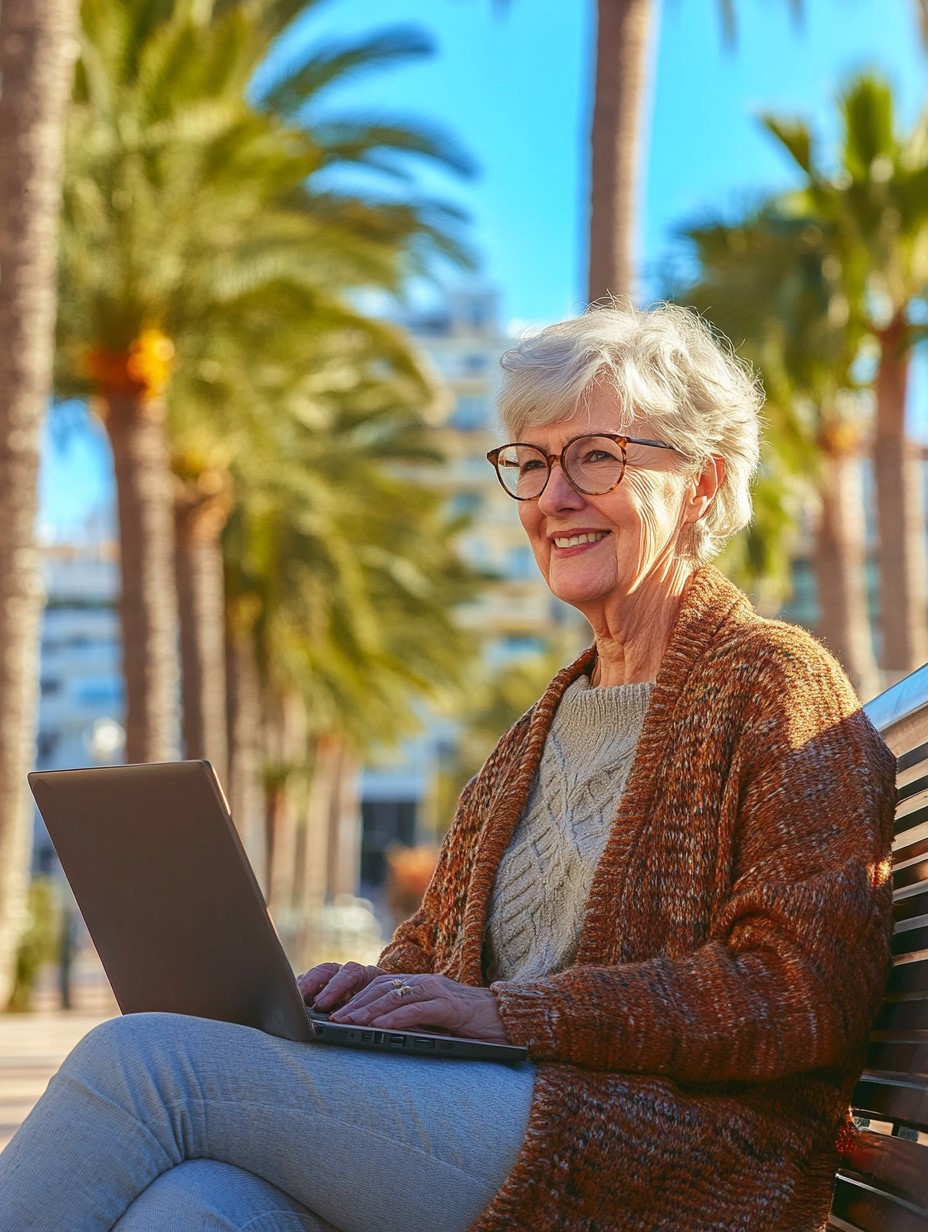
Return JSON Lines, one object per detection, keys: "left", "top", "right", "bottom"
{"left": 553, "top": 532, "right": 608, "bottom": 548}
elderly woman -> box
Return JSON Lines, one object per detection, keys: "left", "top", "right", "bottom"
{"left": 0, "top": 301, "right": 894, "bottom": 1232}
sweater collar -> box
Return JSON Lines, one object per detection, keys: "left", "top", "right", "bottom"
{"left": 536, "top": 564, "right": 753, "bottom": 712}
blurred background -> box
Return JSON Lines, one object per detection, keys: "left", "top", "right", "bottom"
{"left": 1, "top": 0, "right": 926, "bottom": 1014}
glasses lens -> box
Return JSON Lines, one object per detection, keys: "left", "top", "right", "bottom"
{"left": 563, "top": 435, "right": 625, "bottom": 494}
{"left": 494, "top": 444, "right": 549, "bottom": 499}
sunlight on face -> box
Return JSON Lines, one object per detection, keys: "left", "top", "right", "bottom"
{"left": 514, "top": 388, "right": 693, "bottom": 617}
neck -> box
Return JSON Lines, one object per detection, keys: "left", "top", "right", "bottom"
{"left": 587, "top": 560, "right": 695, "bottom": 687}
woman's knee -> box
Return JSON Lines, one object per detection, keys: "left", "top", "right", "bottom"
{"left": 59, "top": 1013, "right": 183, "bottom": 1079}
{"left": 52, "top": 1013, "right": 222, "bottom": 1122}
{"left": 112, "top": 1160, "right": 329, "bottom": 1232}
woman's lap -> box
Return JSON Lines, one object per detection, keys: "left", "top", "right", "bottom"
{"left": 0, "top": 1012, "right": 534, "bottom": 1232}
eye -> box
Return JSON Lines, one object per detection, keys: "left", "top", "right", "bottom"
{"left": 519, "top": 456, "right": 547, "bottom": 473}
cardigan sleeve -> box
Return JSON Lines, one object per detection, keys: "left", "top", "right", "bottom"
{"left": 491, "top": 639, "right": 897, "bottom": 1082}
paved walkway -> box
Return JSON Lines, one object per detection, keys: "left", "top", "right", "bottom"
{"left": 0, "top": 955, "right": 116, "bottom": 1152}
{"left": 0, "top": 1011, "right": 111, "bottom": 1151}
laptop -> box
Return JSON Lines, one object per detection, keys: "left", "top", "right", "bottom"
{"left": 28, "top": 760, "right": 526, "bottom": 1064}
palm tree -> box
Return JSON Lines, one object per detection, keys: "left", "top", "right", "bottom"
{"left": 221, "top": 417, "right": 481, "bottom": 932}
{"left": 761, "top": 73, "right": 928, "bottom": 678}
{"left": 56, "top": 0, "right": 473, "bottom": 763}
{"left": 681, "top": 207, "right": 880, "bottom": 698}
{"left": 168, "top": 284, "right": 447, "bottom": 789}
{"left": 0, "top": 0, "right": 77, "bottom": 1003}
{"left": 585, "top": 1, "right": 928, "bottom": 303}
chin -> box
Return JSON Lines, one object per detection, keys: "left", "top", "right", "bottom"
{"left": 548, "top": 577, "right": 620, "bottom": 611}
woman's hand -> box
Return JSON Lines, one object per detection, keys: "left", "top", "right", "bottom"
{"left": 296, "top": 961, "right": 386, "bottom": 1010}
{"left": 329, "top": 972, "right": 510, "bottom": 1044}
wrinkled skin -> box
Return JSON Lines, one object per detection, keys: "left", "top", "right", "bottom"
{"left": 297, "top": 963, "right": 509, "bottom": 1042}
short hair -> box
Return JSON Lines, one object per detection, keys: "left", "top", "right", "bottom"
{"left": 496, "top": 300, "right": 763, "bottom": 565}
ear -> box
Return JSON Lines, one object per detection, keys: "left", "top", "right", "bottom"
{"left": 682, "top": 456, "right": 724, "bottom": 524}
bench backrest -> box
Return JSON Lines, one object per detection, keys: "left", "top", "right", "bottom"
{"left": 831, "top": 666, "right": 928, "bottom": 1231}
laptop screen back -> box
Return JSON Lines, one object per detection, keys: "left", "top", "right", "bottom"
{"left": 29, "top": 761, "right": 314, "bottom": 1042}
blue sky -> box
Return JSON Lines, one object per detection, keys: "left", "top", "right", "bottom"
{"left": 40, "top": 0, "right": 928, "bottom": 540}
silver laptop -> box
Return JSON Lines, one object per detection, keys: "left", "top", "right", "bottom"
{"left": 28, "top": 760, "right": 526, "bottom": 1064}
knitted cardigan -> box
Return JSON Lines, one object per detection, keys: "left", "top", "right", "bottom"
{"left": 378, "top": 566, "right": 896, "bottom": 1232}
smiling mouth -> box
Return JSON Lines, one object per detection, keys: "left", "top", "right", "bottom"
{"left": 552, "top": 531, "right": 609, "bottom": 548}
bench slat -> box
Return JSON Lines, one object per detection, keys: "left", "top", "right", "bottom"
{"left": 896, "top": 774, "right": 928, "bottom": 809}
{"left": 894, "top": 831, "right": 928, "bottom": 866}
{"left": 885, "top": 961, "right": 928, "bottom": 998}
{"left": 891, "top": 927, "right": 928, "bottom": 958}
{"left": 853, "top": 1075, "right": 928, "bottom": 1129}
{"left": 866, "top": 1039, "right": 928, "bottom": 1076}
{"left": 893, "top": 860, "right": 928, "bottom": 893}
{"left": 893, "top": 890, "right": 928, "bottom": 925}
{"left": 840, "top": 1130, "right": 928, "bottom": 1211}
{"left": 895, "top": 809, "right": 928, "bottom": 841}
{"left": 832, "top": 1173, "right": 928, "bottom": 1232}
{"left": 897, "top": 739, "right": 928, "bottom": 772}
{"left": 874, "top": 999, "right": 928, "bottom": 1033}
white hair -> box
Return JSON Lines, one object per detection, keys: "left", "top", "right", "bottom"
{"left": 497, "top": 299, "right": 763, "bottom": 565}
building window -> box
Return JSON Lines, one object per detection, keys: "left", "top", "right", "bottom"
{"left": 360, "top": 798, "right": 418, "bottom": 888}
{"left": 75, "top": 679, "right": 123, "bottom": 708}
{"left": 507, "top": 545, "right": 536, "bottom": 580}
{"left": 36, "top": 733, "right": 57, "bottom": 761}
{"left": 503, "top": 634, "right": 545, "bottom": 656}
{"left": 450, "top": 395, "right": 488, "bottom": 431}
{"left": 449, "top": 491, "right": 482, "bottom": 519}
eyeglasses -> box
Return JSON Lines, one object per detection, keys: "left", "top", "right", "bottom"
{"left": 486, "top": 433, "right": 679, "bottom": 501}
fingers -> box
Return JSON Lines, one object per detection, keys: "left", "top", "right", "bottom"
{"left": 296, "top": 962, "right": 341, "bottom": 1003}
{"left": 331, "top": 972, "right": 406, "bottom": 1015}
{"left": 330, "top": 974, "right": 444, "bottom": 1026}
{"left": 328, "top": 977, "right": 509, "bottom": 1043}
{"left": 352, "top": 998, "right": 438, "bottom": 1031}
{"left": 311, "top": 962, "right": 383, "bottom": 1010}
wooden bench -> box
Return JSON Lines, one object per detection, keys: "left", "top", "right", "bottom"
{"left": 831, "top": 667, "right": 928, "bottom": 1231}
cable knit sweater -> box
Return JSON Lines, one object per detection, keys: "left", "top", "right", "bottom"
{"left": 485, "top": 677, "right": 652, "bottom": 982}
{"left": 378, "top": 566, "right": 896, "bottom": 1232}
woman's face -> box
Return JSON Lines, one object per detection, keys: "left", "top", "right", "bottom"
{"left": 515, "top": 387, "right": 699, "bottom": 616}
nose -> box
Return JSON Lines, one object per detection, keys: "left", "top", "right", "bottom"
{"left": 537, "top": 458, "right": 585, "bottom": 514}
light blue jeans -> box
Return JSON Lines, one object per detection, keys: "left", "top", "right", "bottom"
{"left": 0, "top": 1013, "right": 535, "bottom": 1231}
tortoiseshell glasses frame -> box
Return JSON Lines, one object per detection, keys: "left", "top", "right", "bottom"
{"left": 486, "top": 433, "right": 680, "bottom": 501}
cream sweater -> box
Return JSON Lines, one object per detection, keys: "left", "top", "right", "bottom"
{"left": 484, "top": 676, "right": 653, "bottom": 982}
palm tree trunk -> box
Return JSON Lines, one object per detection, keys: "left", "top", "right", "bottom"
{"left": 292, "top": 734, "right": 354, "bottom": 969}
{"left": 325, "top": 739, "right": 362, "bottom": 901}
{"left": 174, "top": 481, "right": 232, "bottom": 785}
{"left": 305, "top": 736, "right": 339, "bottom": 910}
{"left": 265, "top": 692, "right": 306, "bottom": 937}
{"left": 873, "top": 311, "right": 928, "bottom": 679}
{"left": 813, "top": 441, "right": 880, "bottom": 701}
{"left": 0, "top": 0, "right": 76, "bottom": 1004}
{"left": 103, "top": 393, "right": 180, "bottom": 763}
{"left": 587, "top": 0, "right": 655, "bottom": 304}
{"left": 227, "top": 626, "right": 266, "bottom": 889}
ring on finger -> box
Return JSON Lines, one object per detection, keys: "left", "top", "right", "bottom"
{"left": 390, "top": 978, "right": 405, "bottom": 990}
{"left": 393, "top": 984, "right": 413, "bottom": 998}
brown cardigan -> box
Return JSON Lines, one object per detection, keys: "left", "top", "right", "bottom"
{"left": 378, "top": 566, "right": 896, "bottom": 1232}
